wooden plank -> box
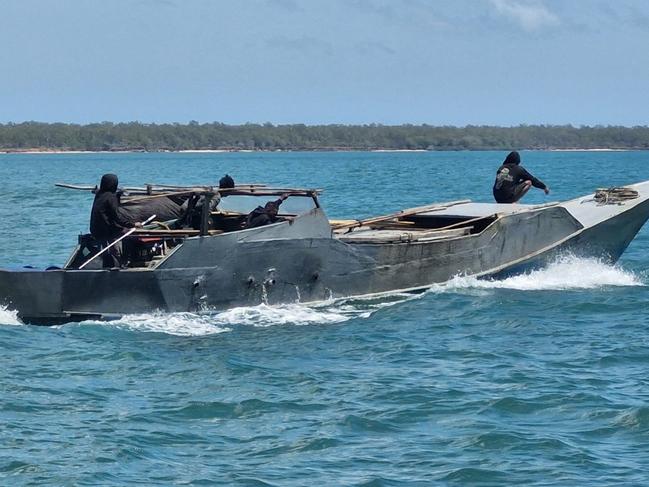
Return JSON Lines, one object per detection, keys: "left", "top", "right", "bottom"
{"left": 329, "top": 219, "right": 358, "bottom": 226}
{"left": 56, "top": 182, "right": 321, "bottom": 198}
{"left": 331, "top": 199, "right": 471, "bottom": 231}
{"left": 55, "top": 183, "right": 147, "bottom": 192}
{"left": 148, "top": 182, "right": 267, "bottom": 189}
{"left": 338, "top": 227, "right": 470, "bottom": 244}
{"left": 218, "top": 189, "right": 321, "bottom": 197}
{"left": 369, "top": 221, "right": 416, "bottom": 229}
{"left": 431, "top": 214, "right": 497, "bottom": 232}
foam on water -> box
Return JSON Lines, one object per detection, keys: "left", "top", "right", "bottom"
{"left": 104, "top": 312, "right": 232, "bottom": 336}
{"left": 431, "top": 255, "right": 643, "bottom": 292}
{"left": 97, "top": 294, "right": 419, "bottom": 336}
{"left": 86, "top": 304, "right": 354, "bottom": 336}
{"left": 0, "top": 305, "right": 22, "bottom": 326}
{"left": 211, "top": 303, "right": 352, "bottom": 327}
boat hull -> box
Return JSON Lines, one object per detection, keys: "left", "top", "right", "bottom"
{"left": 2, "top": 186, "right": 649, "bottom": 325}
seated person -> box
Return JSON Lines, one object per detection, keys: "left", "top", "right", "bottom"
{"left": 175, "top": 192, "right": 220, "bottom": 230}
{"left": 219, "top": 174, "right": 235, "bottom": 189}
{"left": 246, "top": 194, "right": 288, "bottom": 229}
{"left": 493, "top": 151, "right": 550, "bottom": 203}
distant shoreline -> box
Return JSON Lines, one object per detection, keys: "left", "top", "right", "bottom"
{"left": 0, "top": 148, "right": 640, "bottom": 155}
{"left": 3, "top": 123, "right": 649, "bottom": 153}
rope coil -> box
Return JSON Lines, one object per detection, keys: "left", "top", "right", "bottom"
{"left": 593, "top": 187, "right": 639, "bottom": 205}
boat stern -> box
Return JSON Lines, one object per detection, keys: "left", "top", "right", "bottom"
{"left": 0, "top": 268, "right": 66, "bottom": 324}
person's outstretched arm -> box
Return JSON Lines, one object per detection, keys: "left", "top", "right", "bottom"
{"left": 520, "top": 166, "right": 548, "bottom": 191}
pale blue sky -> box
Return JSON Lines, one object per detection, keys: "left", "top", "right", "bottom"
{"left": 1, "top": 0, "right": 648, "bottom": 125}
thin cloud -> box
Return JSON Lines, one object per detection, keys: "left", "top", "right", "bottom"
{"left": 489, "top": 0, "right": 559, "bottom": 31}
{"left": 267, "top": 36, "right": 334, "bottom": 56}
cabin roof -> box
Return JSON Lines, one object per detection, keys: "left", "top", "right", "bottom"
{"left": 55, "top": 182, "right": 321, "bottom": 199}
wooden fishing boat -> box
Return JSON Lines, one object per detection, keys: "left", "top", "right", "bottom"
{"left": 2, "top": 181, "right": 649, "bottom": 325}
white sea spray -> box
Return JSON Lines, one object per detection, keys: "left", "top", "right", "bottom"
{"left": 429, "top": 255, "right": 643, "bottom": 293}
{"left": 0, "top": 305, "right": 22, "bottom": 326}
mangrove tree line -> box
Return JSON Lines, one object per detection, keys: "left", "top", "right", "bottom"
{"left": 1, "top": 122, "right": 649, "bottom": 151}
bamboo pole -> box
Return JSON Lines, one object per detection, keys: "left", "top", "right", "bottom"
{"left": 55, "top": 182, "right": 320, "bottom": 197}
{"left": 55, "top": 183, "right": 147, "bottom": 192}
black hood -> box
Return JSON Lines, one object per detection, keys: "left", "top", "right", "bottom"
{"left": 264, "top": 201, "right": 279, "bottom": 213}
{"left": 99, "top": 174, "right": 119, "bottom": 193}
{"left": 219, "top": 174, "right": 235, "bottom": 189}
{"left": 503, "top": 151, "right": 521, "bottom": 165}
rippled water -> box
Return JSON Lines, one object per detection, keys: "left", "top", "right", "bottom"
{"left": 2, "top": 151, "right": 649, "bottom": 485}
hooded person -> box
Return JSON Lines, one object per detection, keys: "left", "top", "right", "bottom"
{"left": 493, "top": 151, "right": 550, "bottom": 203}
{"left": 219, "top": 174, "right": 235, "bottom": 189}
{"left": 246, "top": 194, "right": 288, "bottom": 229}
{"left": 89, "top": 174, "right": 141, "bottom": 267}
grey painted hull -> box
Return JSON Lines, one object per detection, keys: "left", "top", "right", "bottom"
{"left": 3, "top": 183, "right": 649, "bottom": 325}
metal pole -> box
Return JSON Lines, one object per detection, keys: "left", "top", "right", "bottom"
{"left": 79, "top": 214, "right": 156, "bottom": 269}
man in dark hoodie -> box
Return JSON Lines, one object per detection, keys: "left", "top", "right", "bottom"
{"left": 493, "top": 151, "right": 550, "bottom": 203}
{"left": 219, "top": 174, "right": 235, "bottom": 189}
{"left": 246, "top": 194, "right": 289, "bottom": 229}
{"left": 90, "top": 174, "right": 142, "bottom": 267}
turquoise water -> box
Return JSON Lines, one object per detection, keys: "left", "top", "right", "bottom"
{"left": 2, "top": 151, "right": 649, "bottom": 485}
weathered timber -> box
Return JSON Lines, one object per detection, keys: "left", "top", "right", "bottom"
{"left": 331, "top": 200, "right": 471, "bottom": 231}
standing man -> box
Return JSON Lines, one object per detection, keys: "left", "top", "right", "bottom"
{"left": 493, "top": 151, "right": 550, "bottom": 203}
{"left": 90, "top": 174, "right": 142, "bottom": 268}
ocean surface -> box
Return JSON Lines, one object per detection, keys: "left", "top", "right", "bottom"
{"left": 2, "top": 150, "right": 649, "bottom": 486}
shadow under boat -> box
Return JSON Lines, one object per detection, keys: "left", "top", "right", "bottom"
{"left": 2, "top": 181, "right": 649, "bottom": 325}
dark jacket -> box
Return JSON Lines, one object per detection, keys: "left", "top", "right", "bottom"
{"left": 90, "top": 174, "right": 133, "bottom": 241}
{"left": 219, "top": 174, "right": 235, "bottom": 189}
{"left": 493, "top": 152, "right": 546, "bottom": 203}
{"left": 246, "top": 198, "right": 284, "bottom": 229}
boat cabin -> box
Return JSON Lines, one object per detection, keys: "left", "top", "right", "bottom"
{"left": 64, "top": 184, "right": 322, "bottom": 270}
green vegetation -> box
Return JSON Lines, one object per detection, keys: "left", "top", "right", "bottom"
{"left": 1, "top": 122, "right": 649, "bottom": 151}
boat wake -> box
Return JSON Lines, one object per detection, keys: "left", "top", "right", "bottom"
{"left": 93, "top": 257, "right": 642, "bottom": 335}
{"left": 430, "top": 255, "right": 643, "bottom": 292}
{"left": 103, "top": 294, "right": 417, "bottom": 336}
{"left": 108, "top": 312, "right": 232, "bottom": 337}
{"left": 0, "top": 257, "right": 642, "bottom": 333}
